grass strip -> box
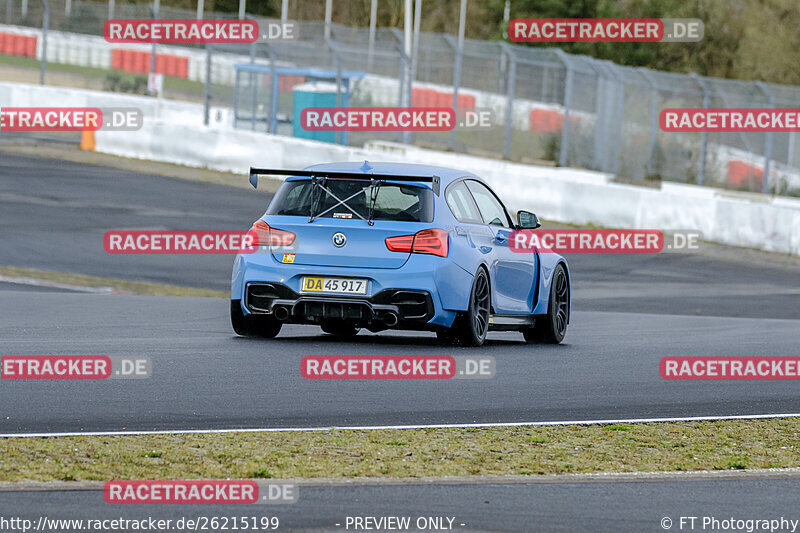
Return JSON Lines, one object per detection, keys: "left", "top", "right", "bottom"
{"left": 2, "top": 418, "right": 799, "bottom": 481}
{"left": 0, "top": 266, "right": 227, "bottom": 298}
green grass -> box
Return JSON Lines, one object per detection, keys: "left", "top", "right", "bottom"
{"left": 2, "top": 418, "right": 800, "bottom": 481}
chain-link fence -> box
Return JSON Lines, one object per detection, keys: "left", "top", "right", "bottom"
{"left": 3, "top": 0, "right": 800, "bottom": 195}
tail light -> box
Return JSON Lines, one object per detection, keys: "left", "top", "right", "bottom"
{"left": 248, "top": 220, "right": 296, "bottom": 247}
{"left": 385, "top": 228, "right": 448, "bottom": 257}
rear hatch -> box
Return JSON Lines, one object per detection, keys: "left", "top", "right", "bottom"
{"left": 267, "top": 216, "right": 428, "bottom": 269}
{"left": 264, "top": 178, "right": 435, "bottom": 269}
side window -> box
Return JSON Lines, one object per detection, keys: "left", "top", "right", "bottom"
{"left": 465, "top": 180, "right": 510, "bottom": 228}
{"left": 445, "top": 181, "right": 482, "bottom": 223}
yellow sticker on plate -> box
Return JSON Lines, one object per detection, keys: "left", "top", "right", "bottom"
{"left": 282, "top": 254, "right": 295, "bottom": 263}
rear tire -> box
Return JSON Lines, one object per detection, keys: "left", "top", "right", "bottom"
{"left": 231, "top": 300, "right": 282, "bottom": 338}
{"left": 447, "top": 268, "right": 491, "bottom": 347}
{"left": 523, "top": 263, "right": 568, "bottom": 344}
{"left": 320, "top": 319, "right": 360, "bottom": 337}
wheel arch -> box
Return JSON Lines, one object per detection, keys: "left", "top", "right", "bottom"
{"left": 476, "top": 262, "right": 493, "bottom": 313}
{"left": 557, "top": 260, "right": 571, "bottom": 324}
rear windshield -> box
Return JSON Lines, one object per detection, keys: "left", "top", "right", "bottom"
{"left": 267, "top": 179, "right": 434, "bottom": 223}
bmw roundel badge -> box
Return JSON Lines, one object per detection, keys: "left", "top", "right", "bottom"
{"left": 332, "top": 232, "right": 347, "bottom": 247}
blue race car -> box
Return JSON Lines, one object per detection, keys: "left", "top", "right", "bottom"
{"left": 231, "top": 162, "right": 570, "bottom": 346}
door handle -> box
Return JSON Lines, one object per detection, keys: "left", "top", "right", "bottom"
{"left": 455, "top": 226, "right": 468, "bottom": 236}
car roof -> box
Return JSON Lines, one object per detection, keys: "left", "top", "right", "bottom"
{"left": 302, "top": 161, "right": 483, "bottom": 187}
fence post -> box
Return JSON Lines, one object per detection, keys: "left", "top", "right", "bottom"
{"left": 756, "top": 81, "right": 774, "bottom": 194}
{"left": 367, "top": 0, "right": 377, "bottom": 69}
{"left": 553, "top": 49, "right": 572, "bottom": 167}
{"left": 324, "top": 37, "right": 345, "bottom": 145}
{"left": 203, "top": 45, "right": 212, "bottom": 126}
{"left": 39, "top": 0, "right": 49, "bottom": 85}
{"left": 247, "top": 17, "right": 257, "bottom": 131}
{"left": 605, "top": 61, "right": 625, "bottom": 177}
{"left": 690, "top": 73, "right": 710, "bottom": 186}
{"left": 148, "top": 5, "right": 157, "bottom": 96}
{"left": 249, "top": 65, "right": 257, "bottom": 132}
{"left": 268, "top": 46, "right": 278, "bottom": 134}
{"left": 499, "top": 42, "right": 516, "bottom": 159}
{"left": 638, "top": 68, "right": 658, "bottom": 177}
{"left": 392, "top": 29, "right": 411, "bottom": 143}
{"left": 335, "top": 50, "right": 344, "bottom": 145}
{"left": 232, "top": 67, "right": 240, "bottom": 128}
{"left": 590, "top": 62, "right": 608, "bottom": 171}
{"left": 449, "top": 0, "right": 467, "bottom": 151}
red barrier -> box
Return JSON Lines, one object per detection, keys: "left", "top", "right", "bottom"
{"left": 133, "top": 50, "right": 149, "bottom": 73}
{"left": 0, "top": 32, "right": 38, "bottom": 58}
{"left": 110, "top": 48, "right": 189, "bottom": 79}
{"left": 412, "top": 88, "right": 475, "bottom": 110}
{"left": 111, "top": 48, "right": 123, "bottom": 69}
{"left": 727, "top": 160, "right": 763, "bottom": 188}
{"left": 412, "top": 88, "right": 436, "bottom": 107}
{"left": 529, "top": 109, "right": 563, "bottom": 133}
{"left": 175, "top": 56, "right": 188, "bottom": 78}
{"left": 155, "top": 53, "right": 167, "bottom": 75}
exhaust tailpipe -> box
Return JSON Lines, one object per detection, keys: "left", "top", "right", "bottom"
{"left": 382, "top": 312, "right": 399, "bottom": 327}
{"left": 273, "top": 306, "right": 290, "bottom": 321}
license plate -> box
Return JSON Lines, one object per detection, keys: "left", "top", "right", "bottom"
{"left": 301, "top": 277, "right": 368, "bottom": 295}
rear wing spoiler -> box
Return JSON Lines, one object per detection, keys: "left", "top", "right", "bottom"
{"left": 248, "top": 167, "right": 441, "bottom": 196}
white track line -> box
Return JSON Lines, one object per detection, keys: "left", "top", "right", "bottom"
{"left": 2, "top": 412, "right": 800, "bottom": 438}
{"left": 0, "top": 276, "right": 124, "bottom": 294}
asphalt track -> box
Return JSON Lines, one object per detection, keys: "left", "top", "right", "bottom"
{"left": 2, "top": 291, "right": 800, "bottom": 434}
{"left": 2, "top": 473, "right": 800, "bottom": 532}
{"left": 2, "top": 149, "right": 800, "bottom": 434}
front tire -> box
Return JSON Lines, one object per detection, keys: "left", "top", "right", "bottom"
{"left": 523, "top": 263, "right": 568, "bottom": 344}
{"left": 446, "top": 268, "right": 491, "bottom": 347}
{"left": 231, "top": 300, "right": 282, "bottom": 338}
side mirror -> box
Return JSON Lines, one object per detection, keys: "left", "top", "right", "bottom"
{"left": 516, "top": 210, "right": 541, "bottom": 229}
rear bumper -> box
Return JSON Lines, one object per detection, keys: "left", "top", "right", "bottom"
{"left": 231, "top": 253, "right": 472, "bottom": 328}
{"left": 243, "top": 282, "right": 434, "bottom": 329}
